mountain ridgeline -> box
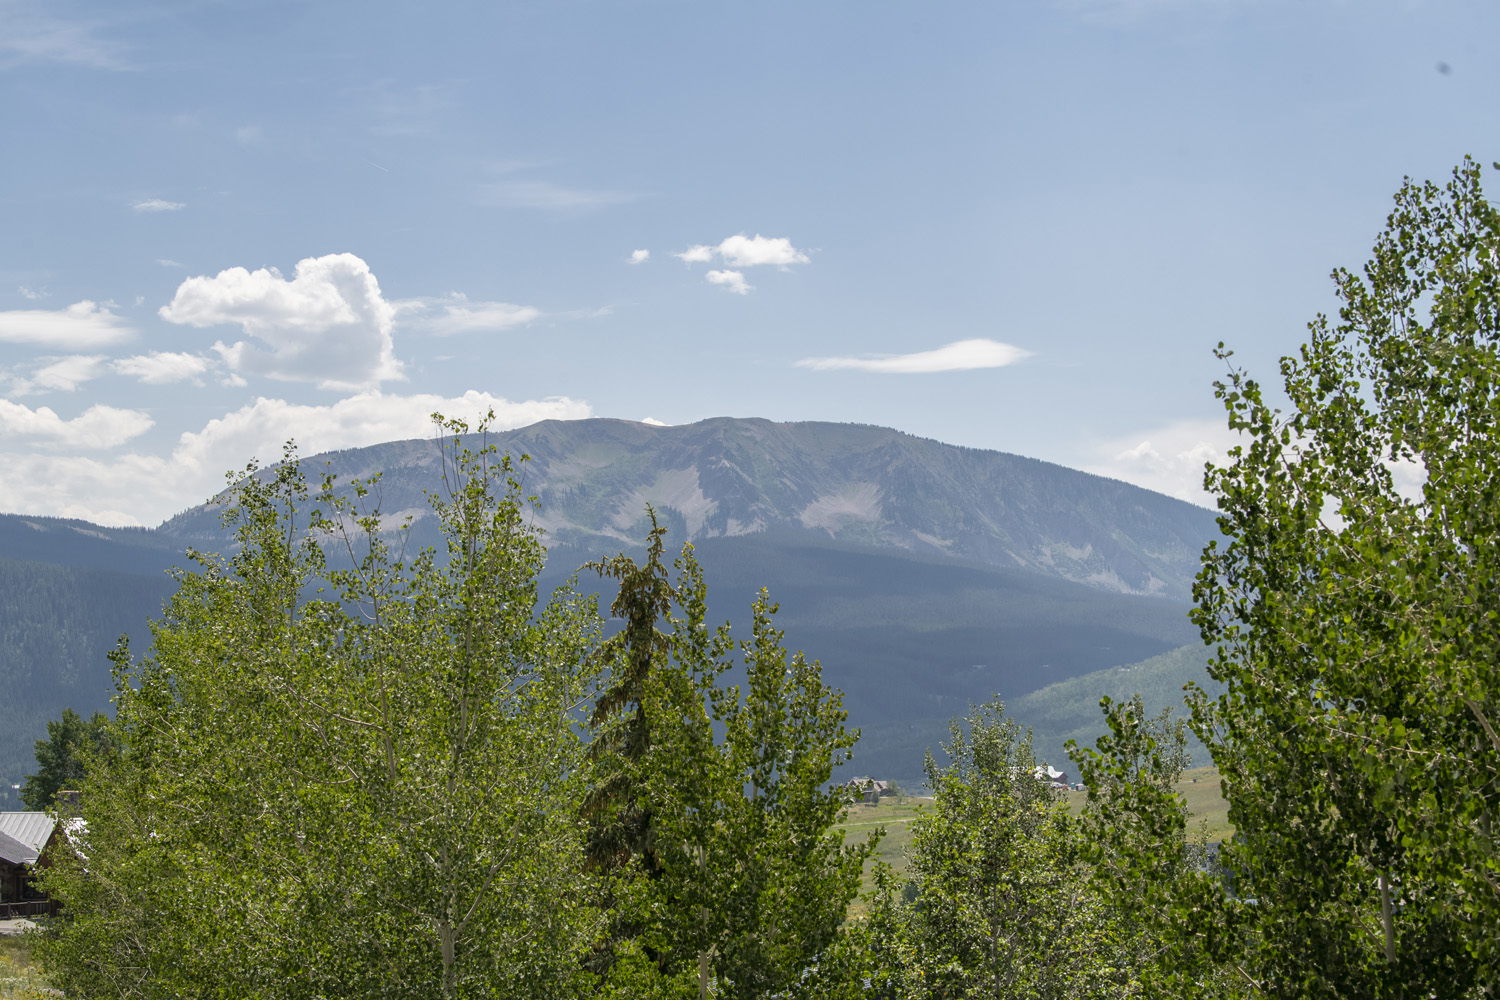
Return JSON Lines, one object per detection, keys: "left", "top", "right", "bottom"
{"left": 164, "top": 417, "right": 1216, "bottom": 600}
{"left": 0, "top": 417, "right": 1221, "bottom": 789}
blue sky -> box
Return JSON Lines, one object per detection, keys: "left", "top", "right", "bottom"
{"left": 1, "top": 0, "right": 1496, "bottom": 525}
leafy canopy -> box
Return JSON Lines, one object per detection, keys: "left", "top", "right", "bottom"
{"left": 20, "top": 707, "right": 115, "bottom": 812}
{"left": 37, "top": 416, "right": 604, "bottom": 1000}
{"left": 1193, "top": 157, "right": 1500, "bottom": 994}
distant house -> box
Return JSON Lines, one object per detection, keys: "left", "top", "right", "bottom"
{"left": 1033, "top": 765, "right": 1069, "bottom": 788}
{"left": 0, "top": 812, "right": 63, "bottom": 918}
{"left": 843, "top": 776, "right": 891, "bottom": 804}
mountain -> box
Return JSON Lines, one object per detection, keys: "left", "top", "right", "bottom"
{"left": 0, "top": 417, "right": 1220, "bottom": 797}
{"left": 161, "top": 417, "right": 1217, "bottom": 600}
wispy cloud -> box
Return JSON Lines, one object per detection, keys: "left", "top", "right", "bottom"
{"left": 133, "top": 198, "right": 185, "bottom": 213}
{"left": 0, "top": 2, "right": 129, "bottom": 70}
{"left": 796, "top": 338, "right": 1032, "bottom": 374}
{"left": 630, "top": 249, "right": 650, "bottom": 264}
{"left": 112, "top": 351, "right": 211, "bottom": 385}
{"left": 397, "top": 293, "right": 542, "bottom": 335}
{"left": 28, "top": 354, "right": 107, "bottom": 392}
{"left": 0, "top": 301, "right": 134, "bottom": 350}
{"left": 1056, "top": 0, "right": 1238, "bottom": 23}
{"left": 361, "top": 80, "right": 449, "bottom": 136}
{"left": 479, "top": 178, "right": 639, "bottom": 211}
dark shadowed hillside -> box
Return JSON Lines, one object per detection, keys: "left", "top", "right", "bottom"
{"left": 0, "top": 557, "right": 178, "bottom": 792}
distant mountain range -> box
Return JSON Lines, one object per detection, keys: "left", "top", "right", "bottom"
{"left": 0, "top": 417, "right": 1221, "bottom": 793}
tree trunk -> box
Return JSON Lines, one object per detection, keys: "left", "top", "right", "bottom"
{"left": 1379, "top": 873, "right": 1396, "bottom": 965}
{"left": 440, "top": 920, "right": 458, "bottom": 999}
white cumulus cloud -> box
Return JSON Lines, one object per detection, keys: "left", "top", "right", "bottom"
{"left": 675, "top": 234, "right": 810, "bottom": 269}
{"left": 0, "top": 390, "right": 593, "bottom": 526}
{"left": 133, "top": 198, "right": 184, "bottom": 212}
{"left": 1088, "top": 417, "right": 1431, "bottom": 511}
{"left": 112, "top": 351, "right": 211, "bottom": 385}
{"left": 159, "top": 253, "right": 401, "bottom": 390}
{"left": 676, "top": 245, "right": 716, "bottom": 264}
{"left": 705, "top": 270, "right": 751, "bottom": 295}
{"left": 0, "top": 399, "right": 152, "bottom": 448}
{"left": 0, "top": 301, "right": 134, "bottom": 350}
{"left": 676, "top": 234, "right": 809, "bottom": 294}
{"left": 630, "top": 249, "right": 650, "bottom": 264}
{"left": 171, "top": 391, "right": 589, "bottom": 477}
{"left": 397, "top": 293, "right": 542, "bottom": 336}
{"left": 796, "top": 338, "right": 1032, "bottom": 374}
{"left": 1083, "top": 418, "right": 1240, "bottom": 507}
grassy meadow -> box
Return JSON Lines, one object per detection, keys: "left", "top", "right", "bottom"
{"left": 0, "top": 934, "right": 52, "bottom": 999}
{"left": 839, "top": 765, "right": 1232, "bottom": 913}
{"left": 1062, "top": 765, "right": 1232, "bottom": 841}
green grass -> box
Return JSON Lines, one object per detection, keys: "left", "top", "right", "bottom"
{"left": 1173, "top": 766, "right": 1233, "bottom": 841}
{"left": 0, "top": 935, "right": 55, "bottom": 999}
{"left": 837, "top": 794, "right": 933, "bottom": 913}
{"left": 1062, "top": 765, "right": 1232, "bottom": 841}
{"left": 839, "top": 767, "right": 1232, "bottom": 916}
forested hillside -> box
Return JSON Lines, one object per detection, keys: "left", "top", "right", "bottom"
{"left": 1012, "top": 642, "right": 1222, "bottom": 772}
{"left": 0, "top": 557, "right": 176, "bottom": 796}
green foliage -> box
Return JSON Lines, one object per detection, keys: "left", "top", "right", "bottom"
{"left": 586, "top": 521, "right": 873, "bottom": 998}
{"left": 1194, "top": 158, "right": 1500, "bottom": 993}
{"left": 848, "top": 701, "right": 1140, "bottom": 999}
{"left": 582, "top": 510, "right": 677, "bottom": 878}
{"left": 1070, "top": 696, "right": 1248, "bottom": 997}
{"left": 19, "top": 707, "right": 115, "bottom": 811}
{"left": 36, "top": 416, "right": 605, "bottom": 1000}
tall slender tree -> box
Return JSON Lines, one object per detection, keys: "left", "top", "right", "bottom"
{"left": 587, "top": 524, "right": 872, "bottom": 998}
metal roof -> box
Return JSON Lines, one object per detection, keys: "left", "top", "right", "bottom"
{"left": 0, "top": 830, "right": 38, "bottom": 866}
{"left": 0, "top": 813, "right": 57, "bottom": 856}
